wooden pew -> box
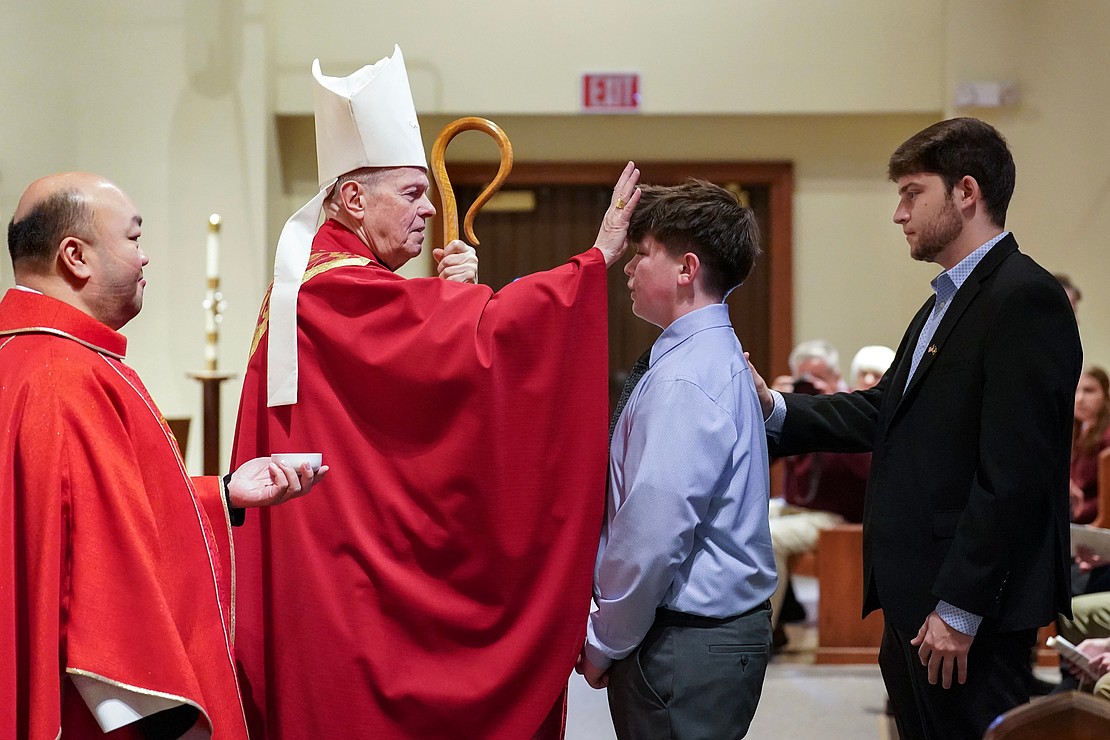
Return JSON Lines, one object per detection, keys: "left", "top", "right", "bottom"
{"left": 811, "top": 523, "right": 1057, "bottom": 666}
{"left": 983, "top": 691, "right": 1110, "bottom": 739}
{"left": 814, "top": 523, "right": 883, "bottom": 664}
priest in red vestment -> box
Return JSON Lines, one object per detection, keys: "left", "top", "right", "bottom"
{"left": 1, "top": 172, "right": 326, "bottom": 739}
{"left": 231, "top": 46, "right": 641, "bottom": 739}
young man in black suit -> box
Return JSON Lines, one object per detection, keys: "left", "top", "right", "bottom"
{"left": 751, "top": 117, "right": 1082, "bottom": 739}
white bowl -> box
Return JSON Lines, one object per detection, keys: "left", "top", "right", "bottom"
{"left": 271, "top": 452, "right": 322, "bottom": 472}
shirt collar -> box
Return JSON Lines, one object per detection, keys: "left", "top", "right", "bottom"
{"left": 650, "top": 303, "right": 732, "bottom": 366}
{"left": 931, "top": 231, "right": 1009, "bottom": 297}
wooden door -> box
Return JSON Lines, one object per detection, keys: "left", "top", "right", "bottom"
{"left": 439, "top": 162, "right": 793, "bottom": 410}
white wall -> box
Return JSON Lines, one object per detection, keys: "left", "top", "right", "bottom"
{"left": 271, "top": 2, "right": 943, "bottom": 115}
{"left": 0, "top": 2, "right": 80, "bottom": 248}
{"left": 946, "top": 1, "right": 1110, "bottom": 366}
{"left": 1, "top": 0, "right": 270, "bottom": 472}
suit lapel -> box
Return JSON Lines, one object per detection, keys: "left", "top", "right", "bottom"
{"left": 884, "top": 298, "right": 934, "bottom": 416}
{"left": 890, "top": 234, "right": 1019, "bottom": 419}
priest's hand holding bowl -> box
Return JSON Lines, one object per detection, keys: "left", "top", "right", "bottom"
{"left": 228, "top": 454, "right": 329, "bottom": 507}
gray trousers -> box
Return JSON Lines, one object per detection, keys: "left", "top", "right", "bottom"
{"left": 607, "top": 602, "right": 772, "bottom": 740}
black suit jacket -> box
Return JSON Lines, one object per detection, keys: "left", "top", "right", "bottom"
{"left": 772, "top": 234, "right": 1081, "bottom": 634}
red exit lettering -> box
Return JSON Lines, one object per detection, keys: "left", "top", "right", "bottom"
{"left": 582, "top": 73, "right": 640, "bottom": 112}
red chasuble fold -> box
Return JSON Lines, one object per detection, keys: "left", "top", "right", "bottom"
{"left": 231, "top": 220, "right": 609, "bottom": 739}
{"left": 0, "top": 289, "right": 248, "bottom": 739}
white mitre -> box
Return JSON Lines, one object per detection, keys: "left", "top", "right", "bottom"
{"left": 268, "top": 45, "right": 427, "bottom": 407}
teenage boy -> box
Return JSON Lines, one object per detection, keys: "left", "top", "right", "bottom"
{"left": 577, "top": 180, "right": 775, "bottom": 739}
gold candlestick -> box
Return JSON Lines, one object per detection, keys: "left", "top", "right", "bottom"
{"left": 201, "top": 214, "right": 225, "bottom": 372}
{"left": 189, "top": 213, "right": 234, "bottom": 475}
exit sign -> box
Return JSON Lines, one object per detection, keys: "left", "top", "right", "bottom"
{"left": 582, "top": 73, "right": 640, "bottom": 113}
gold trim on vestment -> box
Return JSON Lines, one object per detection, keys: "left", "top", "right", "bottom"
{"left": 247, "top": 310, "right": 269, "bottom": 363}
{"left": 247, "top": 254, "right": 372, "bottom": 362}
{"left": 97, "top": 356, "right": 248, "bottom": 727}
{"left": 65, "top": 667, "right": 211, "bottom": 733}
{"left": 303, "top": 255, "right": 372, "bottom": 282}
{"left": 0, "top": 326, "right": 125, "bottom": 360}
{"left": 218, "top": 475, "right": 237, "bottom": 645}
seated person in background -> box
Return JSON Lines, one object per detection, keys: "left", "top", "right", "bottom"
{"left": 1069, "top": 366, "right": 1110, "bottom": 605}
{"left": 1068, "top": 636, "right": 1110, "bottom": 700}
{"left": 1055, "top": 272, "right": 1082, "bottom": 316}
{"left": 767, "top": 344, "right": 896, "bottom": 634}
{"left": 770, "top": 339, "right": 849, "bottom": 395}
{"left": 1071, "top": 366, "right": 1110, "bottom": 524}
{"left": 1057, "top": 547, "right": 1110, "bottom": 698}
{"left": 850, "top": 345, "right": 896, "bottom": 393}
{"left": 1036, "top": 485, "right": 1110, "bottom": 694}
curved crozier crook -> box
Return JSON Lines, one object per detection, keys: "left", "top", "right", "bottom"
{"left": 430, "top": 117, "right": 514, "bottom": 246}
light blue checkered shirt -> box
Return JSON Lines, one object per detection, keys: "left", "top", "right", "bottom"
{"left": 767, "top": 232, "right": 1009, "bottom": 636}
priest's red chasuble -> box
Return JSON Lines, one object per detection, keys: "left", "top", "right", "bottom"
{"left": 0, "top": 289, "right": 248, "bottom": 739}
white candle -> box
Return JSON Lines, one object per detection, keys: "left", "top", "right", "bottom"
{"left": 206, "top": 214, "right": 221, "bottom": 280}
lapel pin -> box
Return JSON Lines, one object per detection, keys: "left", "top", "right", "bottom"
{"left": 927, "top": 344, "right": 938, "bottom": 355}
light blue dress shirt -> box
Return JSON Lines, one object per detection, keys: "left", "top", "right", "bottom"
{"left": 765, "top": 233, "right": 1009, "bottom": 637}
{"left": 585, "top": 303, "right": 776, "bottom": 669}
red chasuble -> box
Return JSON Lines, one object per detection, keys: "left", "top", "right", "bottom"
{"left": 231, "top": 220, "right": 609, "bottom": 739}
{"left": 0, "top": 290, "right": 248, "bottom": 739}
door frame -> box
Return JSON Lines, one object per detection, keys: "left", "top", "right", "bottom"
{"left": 434, "top": 161, "right": 794, "bottom": 377}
